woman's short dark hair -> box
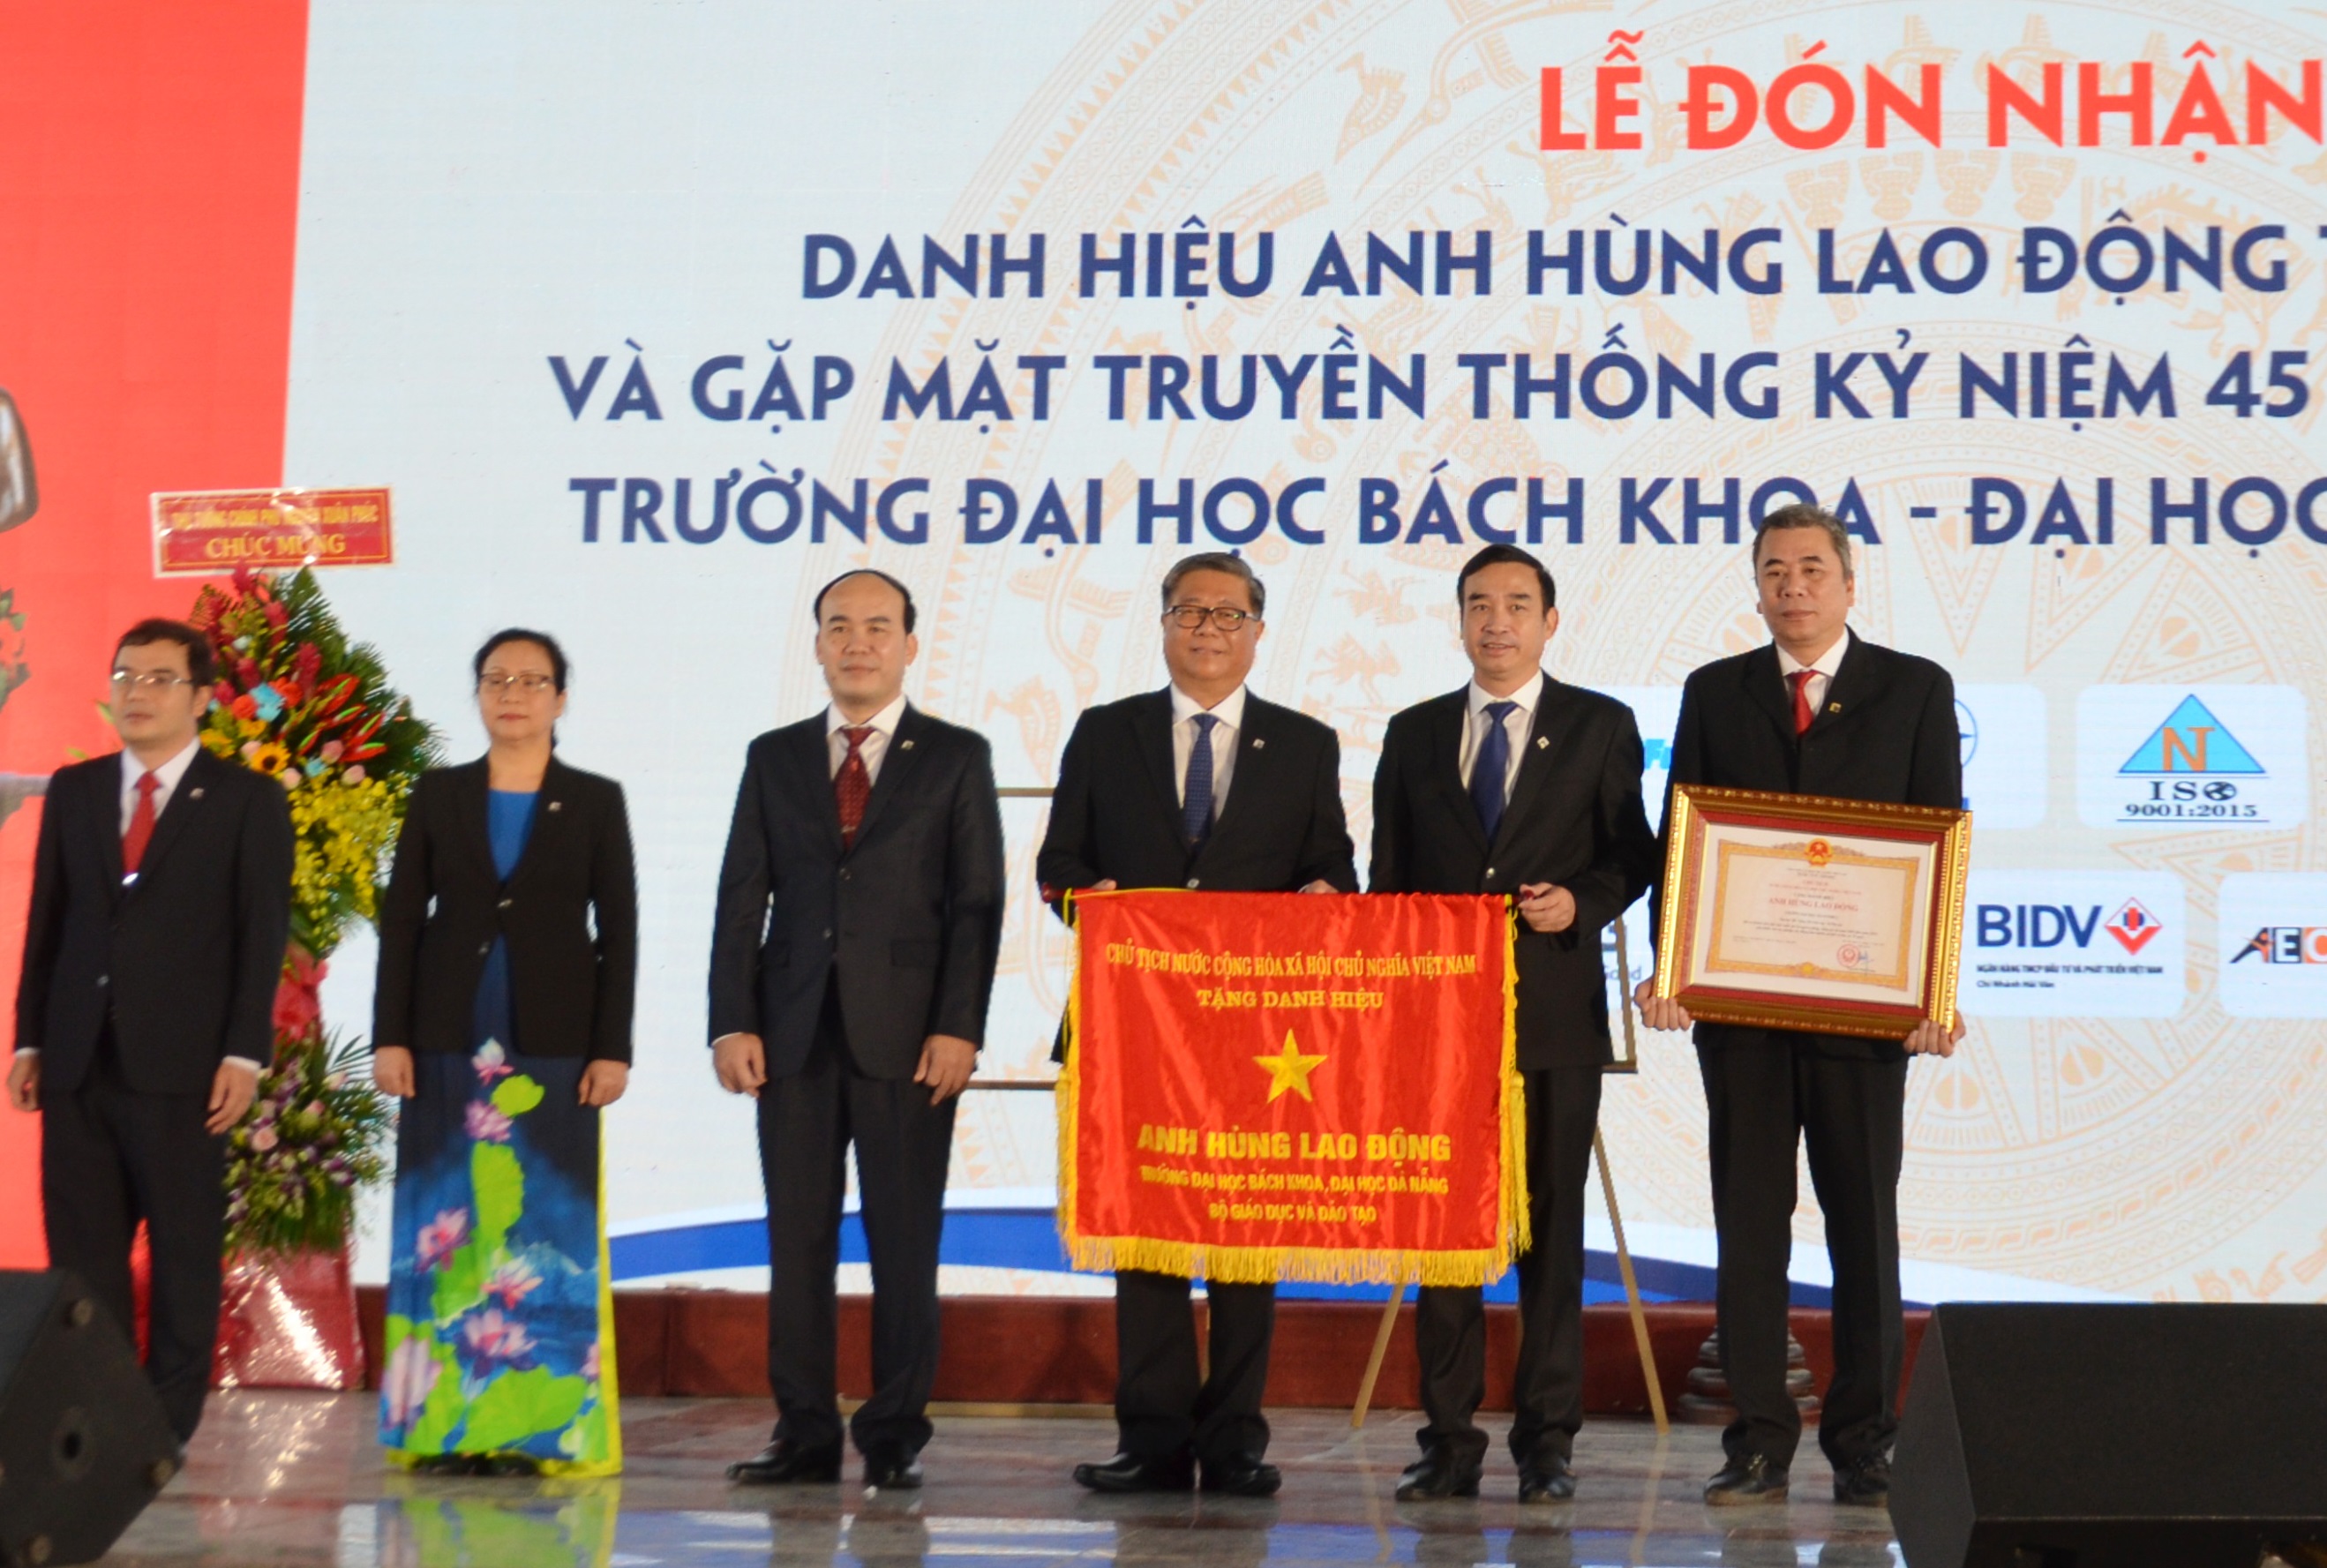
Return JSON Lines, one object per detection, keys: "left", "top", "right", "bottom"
{"left": 1160, "top": 551, "right": 1265, "bottom": 618}
{"left": 116, "top": 618, "right": 216, "bottom": 688}
{"left": 1455, "top": 544, "right": 1557, "bottom": 611}
{"left": 474, "top": 628, "right": 569, "bottom": 691}
{"left": 812, "top": 569, "right": 918, "bottom": 634}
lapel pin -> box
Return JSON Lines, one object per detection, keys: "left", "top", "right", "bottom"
{"left": 1535, "top": 736, "right": 1550, "bottom": 750}
{"left": 190, "top": 787, "right": 205, "bottom": 799}
{"left": 1251, "top": 737, "right": 1265, "bottom": 749}
{"left": 1828, "top": 702, "right": 1842, "bottom": 713}
{"left": 546, "top": 800, "right": 563, "bottom": 812}
{"left": 901, "top": 739, "right": 915, "bottom": 751}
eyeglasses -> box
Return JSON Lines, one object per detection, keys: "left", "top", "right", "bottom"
{"left": 110, "top": 671, "right": 196, "bottom": 691}
{"left": 478, "top": 673, "right": 559, "bottom": 694}
{"left": 1162, "top": 605, "right": 1257, "bottom": 632}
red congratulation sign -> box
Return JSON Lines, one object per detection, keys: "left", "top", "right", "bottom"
{"left": 152, "top": 487, "right": 394, "bottom": 575}
{"left": 1059, "top": 890, "right": 1525, "bottom": 1287}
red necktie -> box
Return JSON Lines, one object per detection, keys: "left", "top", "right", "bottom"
{"left": 123, "top": 771, "right": 160, "bottom": 874}
{"left": 835, "top": 726, "right": 874, "bottom": 847}
{"left": 1789, "top": 669, "right": 1817, "bottom": 736}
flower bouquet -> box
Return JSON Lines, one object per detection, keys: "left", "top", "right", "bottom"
{"left": 190, "top": 566, "right": 439, "bottom": 1388}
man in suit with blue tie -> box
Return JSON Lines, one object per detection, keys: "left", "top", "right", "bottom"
{"left": 1038, "top": 551, "right": 1357, "bottom": 1498}
{"left": 1370, "top": 545, "right": 1657, "bottom": 1502}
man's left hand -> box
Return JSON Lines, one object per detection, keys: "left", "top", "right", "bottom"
{"left": 205, "top": 1060, "right": 259, "bottom": 1135}
{"left": 1903, "top": 1011, "right": 1966, "bottom": 1058}
{"left": 915, "top": 1034, "right": 978, "bottom": 1104}
{"left": 579, "top": 1061, "right": 630, "bottom": 1107}
{"left": 1517, "top": 882, "right": 1576, "bottom": 934}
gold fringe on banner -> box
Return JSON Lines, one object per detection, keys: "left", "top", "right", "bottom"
{"left": 1055, "top": 892, "right": 1532, "bottom": 1290}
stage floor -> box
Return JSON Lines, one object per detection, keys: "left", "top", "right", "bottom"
{"left": 105, "top": 1391, "right": 1910, "bottom": 1567}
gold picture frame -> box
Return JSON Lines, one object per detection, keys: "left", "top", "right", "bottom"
{"left": 1653, "top": 785, "right": 1972, "bottom": 1039}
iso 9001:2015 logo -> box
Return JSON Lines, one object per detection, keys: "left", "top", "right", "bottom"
{"left": 2076, "top": 687, "right": 2309, "bottom": 832}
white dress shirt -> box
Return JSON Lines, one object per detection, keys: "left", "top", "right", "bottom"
{"left": 825, "top": 693, "right": 909, "bottom": 784}
{"left": 1169, "top": 683, "right": 1248, "bottom": 822}
{"left": 1777, "top": 628, "right": 1851, "bottom": 719}
{"left": 23, "top": 739, "right": 258, "bottom": 1072}
{"left": 1457, "top": 670, "right": 1544, "bottom": 793}
{"left": 120, "top": 736, "right": 203, "bottom": 835}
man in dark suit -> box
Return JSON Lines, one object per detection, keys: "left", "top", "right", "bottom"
{"left": 1039, "top": 551, "right": 1357, "bottom": 1499}
{"left": 9, "top": 619, "right": 293, "bottom": 1444}
{"left": 710, "top": 569, "right": 1005, "bottom": 1491}
{"left": 1636, "top": 505, "right": 1963, "bottom": 1509}
{"left": 1370, "top": 544, "right": 1658, "bottom": 1503}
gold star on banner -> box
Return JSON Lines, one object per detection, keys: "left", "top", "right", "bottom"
{"left": 1254, "top": 1032, "right": 1327, "bottom": 1103}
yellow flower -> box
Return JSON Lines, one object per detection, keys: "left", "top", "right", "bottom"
{"left": 237, "top": 717, "right": 266, "bottom": 739}
{"left": 249, "top": 741, "right": 292, "bottom": 776}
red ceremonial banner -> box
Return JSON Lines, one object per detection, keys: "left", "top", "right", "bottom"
{"left": 1059, "top": 890, "right": 1524, "bottom": 1287}
{"left": 151, "top": 487, "right": 394, "bottom": 575}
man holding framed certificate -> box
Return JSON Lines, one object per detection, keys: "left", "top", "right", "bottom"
{"left": 1635, "top": 504, "right": 1965, "bottom": 1511}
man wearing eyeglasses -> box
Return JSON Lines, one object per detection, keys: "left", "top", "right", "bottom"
{"left": 1039, "top": 551, "right": 1357, "bottom": 1498}
{"left": 10, "top": 619, "right": 293, "bottom": 1447}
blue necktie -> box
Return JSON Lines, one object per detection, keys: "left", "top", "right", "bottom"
{"left": 1182, "top": 712, "right": 1219, "bottom": 845}
{"left": 1470, "top": 701, "right": 1518, "bottom": 841}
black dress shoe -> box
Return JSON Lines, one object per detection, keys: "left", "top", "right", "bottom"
{"left": 1832, "top": 1450, "right": 1890, "bottom": 1506}
{"left": 727, "top": 1439, "right": 844, "bottom": 1484}
{"left": 1200, "top": 1454, "right": 1282, "bottom": 1497}
{"left": 1704, "top": 1452, "right": 1790, "bottom": 1505}
{"left": 1517, "top": 1453, "right": 1576, "bottom": 1504}
{"left": 1072, "top": 1451, "right": 1195, "bottom": 1493}
{"left": 1395, "top": 1445, "right": 1482, "bottom": 1500}
{"left": 863, "top": 1446, "right": 925, "bottom": 1489}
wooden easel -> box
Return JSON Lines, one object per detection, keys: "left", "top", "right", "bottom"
{"left": 1350, "top": 920, "right": 1669, "bottom": 1433}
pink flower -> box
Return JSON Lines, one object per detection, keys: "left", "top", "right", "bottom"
{"left": 343, "top": 765, "right": 365, "bottom": 784}
{"left": 460, "top": 1308, "right": 537, "bottom": 1369}
{"left": 382, "top": 1336, "right": 441, "bottom": 1431}
{"left": 471, "top": 1040, "right": 513, "bottom": 1086}
{"left": 319, "top": 739, "right": 343, "bottom": 763}
{"left": 415, "top": 1208, "right": 469, "bottom": 1272}
{"left": 251, "top": 1126, "right": 278, "bottom": 1152}
{"left": 463, "top": 1100, "right": 513, "bottom": 1144}
{"left": 582, "top": 1339, "right": 602, "bottom": 1382}
{"left": 484, "top": 1257, "right": 541, "bottom": 1309}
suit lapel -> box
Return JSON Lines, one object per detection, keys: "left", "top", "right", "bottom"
{"left": 1741, "top": 644, "right": 1797, "bottom": 748}
{"left": 1426, "top": 691, "right": 1489, "bottom": 854}
{"left": 789, "top": 719, "right": 845, "bottom": 854}
{"left": 125, "top": 747, "right": 218, "bottom": 890}
{"left": 1131, "top": 690, "right": 1185, "bottom": 844}
{"left": 94, "top": 753, "right": 126, "bottom": 893}
{"left": 1803, "top": 631, "right": 1883, "bottom": 740}
{"left": 503, "top": 757, "right": 566, "bottom": 886}
{"left": 847, "top": 703, "right": 927, "bottom": 853}
{"left": 454, "top": 761, "right": 500, "bottom": 881}
{"left": 1203, "top": 694, "right": 1280, "bottom": 850}
{"left": 1490, "top": 676, "right": 1581, "bottom": 858}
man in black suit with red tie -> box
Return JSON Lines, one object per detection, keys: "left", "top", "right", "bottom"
{"left": 1636, "top": 505, "right": 1963, "bottom": 1509}
{"left": 711, "top": 569, "right": 1005, "bottom": 1491}
{"left": 9, "top": 619, "right": 294, "bottom": 1445}
{"left": 1039, "top": 551, "right": 1356, "bottom": 1498}
{"left": 1370, "top": 544, "right": 1658, "bottom": 1503}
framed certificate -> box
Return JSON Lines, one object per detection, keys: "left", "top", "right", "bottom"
{"left": 1653, "top": 786, "right": 1972, "bottom": 1039}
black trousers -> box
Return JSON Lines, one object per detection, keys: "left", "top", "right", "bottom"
{"left": 1696, "top": 1030, "right": 1907, "bottom": 1471}
{"left": 1415, "top": 1065, "right": 1603, "bottom": 1466}
{"left": 758, "top": 983, "right": 957, "bottom": 1456}
{"left": 1113, "top": 1269, "right": 1276, "bottom": 1465}
{"left": 40, "top": 1031, "right": 226, "bottom": 1444}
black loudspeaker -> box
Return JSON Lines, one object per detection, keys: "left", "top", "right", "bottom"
{"left": 0, "top": 1270, "right": 180, "bottom": 1568}
{"left": 1892, "top": 1303, "right": 2327, "bottom": 1568}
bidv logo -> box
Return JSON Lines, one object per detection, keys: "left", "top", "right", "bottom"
{"left": 2078, "top": 686, "right": 2307, "bottom": 831}
{"left": 2218, "top": 874, "right": 2327, "bottom": 1018}
{"left": 1975, "top": 897, "right": 2161, "bottom": 955}
{"left": 1960, "top": 871, "right": 2183, "bottom": 1018}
